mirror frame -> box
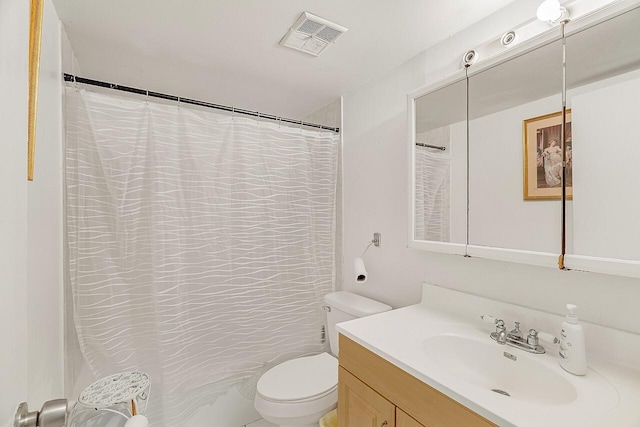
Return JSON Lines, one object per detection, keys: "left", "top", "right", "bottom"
{"left": 407, "top": 0, "right": 640, "bottom": 278}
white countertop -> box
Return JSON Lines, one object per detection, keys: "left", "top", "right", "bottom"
{"left": 336, "top": 284, "right": 640, "bottom": 427}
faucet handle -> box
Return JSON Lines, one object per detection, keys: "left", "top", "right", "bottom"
{"left": 480, "top": 315, "right": 499, "bottom": 325}
{"left": 480, "top": 315, "right": 506, "bottom": 335}
{"left": 480, "top": 315, "right": 505, "bottom": 329}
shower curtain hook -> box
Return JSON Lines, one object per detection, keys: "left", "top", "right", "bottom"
{"left": 299, "top": 120, "right": 304, "bottom": 133}
{"left": 232, "top": 107, "right": 235, "bottom": 121}
{"left": 177, "top": 96, "right": 180, "bottom": 109}
{"left": 145, "top": 90, "right": 150, "bottom": 104}
{"left": 257, "top": 111, "right": 260, "bottom": 125}
{"left": 278, "top": 116, "right": 281, "bottom": 129}
{"left": 73, "top": 75, "right": 79, "bottom": 92}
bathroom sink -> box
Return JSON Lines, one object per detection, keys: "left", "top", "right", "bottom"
{"left": 336, "top": 285, "right": 634, "bottom": 426}
{"left": 422, "top": 334, "right": 615, "bottom": 406}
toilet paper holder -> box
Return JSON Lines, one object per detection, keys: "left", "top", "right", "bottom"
{"left": 354, "top": 233, "right": 381, "bottom": 283}
{"left": 362, "top": 233, "right": 381, "bottom": 251}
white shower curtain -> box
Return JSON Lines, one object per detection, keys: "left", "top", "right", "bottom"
{"left": 415, "top": 127, "right": 451, "bottom": 242}
{"left": 65, "top": 89, "right": 339, "bottom": 426}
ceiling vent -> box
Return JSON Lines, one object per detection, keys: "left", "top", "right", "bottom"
{"left": 279, "top": 12, "right": 348, "bottom": 57}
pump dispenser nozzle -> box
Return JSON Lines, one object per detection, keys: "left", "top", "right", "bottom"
{"left": 565, "top": 303, "right": 578, "bottom": 324}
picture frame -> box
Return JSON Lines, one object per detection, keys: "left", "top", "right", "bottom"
{"left": 28, "top": 0, "right": 44, "bottom": 181}
{"left": 523, "top": 110, "right": 572, "bottom": 200}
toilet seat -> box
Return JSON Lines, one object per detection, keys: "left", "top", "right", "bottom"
{"left": 256, "top": 353, "right": 338, "bottom": 403}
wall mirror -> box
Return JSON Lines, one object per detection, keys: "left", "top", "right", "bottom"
{"left": 409, "top": 79, "right": 468, "bottom": 254}
{"left": 409, "top": 2, "right": 640, "bottom": 278}
{"left": 564, "top": 6, "right": 640, "bottom": 278}
{"left": 466, "top": 38, "right": 564, "bottom": 266}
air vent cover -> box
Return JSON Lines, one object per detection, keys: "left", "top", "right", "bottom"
{"left": 280, "top": 12, "right": 348, "bottom": 57}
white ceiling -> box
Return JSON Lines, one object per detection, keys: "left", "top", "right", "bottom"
{"left": 52, "top": 0, "right": 517, "bottom": 120}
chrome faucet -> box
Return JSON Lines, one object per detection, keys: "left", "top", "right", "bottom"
{"left": 481, "top": 316, "right": 558, "bottom": 355}
{"left": 495, "top": 319, "right": 507, "bottom": 345}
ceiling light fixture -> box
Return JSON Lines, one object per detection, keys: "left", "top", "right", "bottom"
{"left": 279, "top": 12, "right": 348, "bottom": 57}
{"left": 461, "top": 50, "right": 479, "bottom": 67}
{"left": 500, "top": 30, "right": 517, "bottom": 47}
{"left": 536, "top": 0, "right": 569, "bottom": 24}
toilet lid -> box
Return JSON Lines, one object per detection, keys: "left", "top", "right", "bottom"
{"left": 256, "top": 353, "right": 338, "bottom": 402}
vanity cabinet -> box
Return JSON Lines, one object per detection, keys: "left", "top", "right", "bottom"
{"left": 338, "top": 334, "right": 496, "bottom": 427}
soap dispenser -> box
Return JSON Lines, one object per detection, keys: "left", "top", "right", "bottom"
{"left": 559, "top": 304, "right": 587, "bottom": 375}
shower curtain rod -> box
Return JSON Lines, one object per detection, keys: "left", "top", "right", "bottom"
{"left": 416, "top": 142, "right": 446, "bottom": 151}
{"left": 63, "top": 73, "right": 340, "bottom": 133}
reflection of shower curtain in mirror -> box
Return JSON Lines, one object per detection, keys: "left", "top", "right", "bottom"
{"left": 415, "top": 128, "right": 450, "bottom": 242}
{"left": 65, "top": 89, "right": 339, "bottom": 427}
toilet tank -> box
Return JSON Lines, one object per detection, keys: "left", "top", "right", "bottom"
{"left": 324, "top": 291, "right": 392, "bottom": 356}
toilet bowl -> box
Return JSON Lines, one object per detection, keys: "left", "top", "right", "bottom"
{"left": 254, "top": 292, "right": 392, "bottom": 427}
{"left": 255, "top": 353, "right": 338, "bottom": 427}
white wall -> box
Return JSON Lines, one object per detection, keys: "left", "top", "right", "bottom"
{"left": 341, "top": 0, "right": 640, "bottom": 334}
{"left": 0, "top": 0, "right": 30, "bottom": 422}
{"left": 27, "top": 0, "right": 64, "bottom": 409}
{"left": 0, "top": 0, "right": 63, "bottom": 423}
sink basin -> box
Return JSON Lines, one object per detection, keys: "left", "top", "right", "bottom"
{"left": 423, "top": 334, "right": 579, "bottom": 405}
{"left": 336, "top": 286, "right": 634, "bottom": 426}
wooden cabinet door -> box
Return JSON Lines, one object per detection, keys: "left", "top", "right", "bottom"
{"left": 339, "top": 366, "right": 395, "bottom": 427}
{"left": 397, "top": 408, "right": 424, "bottom": 427}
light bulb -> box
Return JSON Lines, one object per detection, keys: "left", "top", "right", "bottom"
{"left": 537, "top": 0, "right": 563, "bottom": 22}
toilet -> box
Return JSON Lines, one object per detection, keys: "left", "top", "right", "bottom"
{"left": 254, "top": 291, "right": 392, "bottom": 427}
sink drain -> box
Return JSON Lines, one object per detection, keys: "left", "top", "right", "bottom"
{"left": 491, "top": 389, "right": 511, "bottom": 397}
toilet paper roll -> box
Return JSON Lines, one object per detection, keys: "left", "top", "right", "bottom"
{"left": 354, "top": 257, "right": 367, "bottom": 283}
